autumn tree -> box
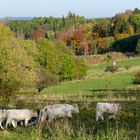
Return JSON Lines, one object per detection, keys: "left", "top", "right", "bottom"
{"left": 91, "top": 37, "right": 114, "bottom": 54}
{"left": 93, "top": 19, "right": 111, "bottom": 37}
{"left": 0, "top": 24, "right": 38, "bottom": 95}
{"left": 31, "top": 28, "right": 45, "bottom": 40}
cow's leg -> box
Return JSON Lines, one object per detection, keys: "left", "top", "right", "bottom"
{"left": 100, "top": 115, "right": 104, "bottom": 121}
{"left": 25, "top": 119, "right": 29, "bottom": 126}
{"left": 20, "top": 121, "right": 24, "bottom": 126}
{"left": 12, "top": 120, "right": 17, "bottom": 128}
{"left": 6, "top": 119, "right": 11, "bottom": 128}
{"left": 0, "top": 121, "right": 4, "bottom": 130}
{"left": 96, "top": 114, "right": 99, "bottom": 121}
{"left": 0, "top": 124, "right": 4, "bottom": 130}
{"left": 96, "top": 113, "right": 102, "bottom": 121}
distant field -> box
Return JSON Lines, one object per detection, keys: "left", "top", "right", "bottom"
{"left": 43, "top": 57, "right": 140, "bottom": 94}
{"left": 43, "top": 72, "right": 135, "bottom": 94}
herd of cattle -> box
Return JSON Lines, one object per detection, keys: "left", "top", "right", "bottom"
{"left": 0, "top": 102, "right": 121, "bottom": 130}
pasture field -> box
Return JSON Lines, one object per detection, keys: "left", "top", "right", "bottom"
{"left": 0, "top": 98, "right": 139, "bottom": 140}
{"left": 0, "top": 56, "right": 140, "bottom": 140}
{"left": 43, "top": 57, "right": 140, "bottom": 94}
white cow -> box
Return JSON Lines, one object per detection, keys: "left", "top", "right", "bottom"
{"left": 0, "top": 109, "right": 7, "bottom": 130}
{"left": 38, "top": 104, "right": 79, "bottom": 123}
{"left": 96, "top": 102, "right": 121, "bottom": 121}
{"left": 6, "top": 109, "right": 38, "bottom": 128}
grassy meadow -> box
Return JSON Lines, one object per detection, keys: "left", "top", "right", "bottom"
{"left": 43, "top": 57, "right": 140, "bottom": 94}
{"left": 0, "top": 56, "right": 140, "bottom": 140}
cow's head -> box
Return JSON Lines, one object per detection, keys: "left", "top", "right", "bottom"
{"left": 72, "top": 104, "right": 79, "bottom": 114}
{"left": 38, "top": 109, "right": 48, "bottom": 124}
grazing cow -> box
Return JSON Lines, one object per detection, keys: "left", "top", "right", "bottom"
{"left": 38, "top": 104, "right": 79, "bottom": 123}
{"left": 96, "top": 102, "right": 121, "bottom": 121}
{"left": 0, "top": 109, "right": 7, "bottom": 130}
{"left": 6, "top": 109, "right": 39, "bottom": 128}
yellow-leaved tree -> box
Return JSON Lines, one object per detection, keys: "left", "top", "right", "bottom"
{"left": 0, "top": 24, "right": 38, "bottom": 96}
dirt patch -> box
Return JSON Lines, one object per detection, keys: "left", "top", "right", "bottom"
{"left": 85, "top": 52, "right": 126, "bottom": 65}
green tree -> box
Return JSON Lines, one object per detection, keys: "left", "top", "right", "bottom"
{"left": 133, "top": 8, "right": 140, "bottom": 14}
{"left": 36, "top": 39, "right": 62, "bottom": 74}
{"left": 93, "top": 19, "right": 111, "bottom": 37}
{"left": 59, "top": 54, "right": 75, "bottom": 80}
{"left": 130, "top": 14, "right": 140, "bottom": 33}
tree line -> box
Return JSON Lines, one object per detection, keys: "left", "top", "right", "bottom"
{"left": 3, "top": 8, "right": 140, "bottom": 55}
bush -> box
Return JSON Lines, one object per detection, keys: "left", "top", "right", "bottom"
{"left": 133, "top": 72, "right": 140, "bottom": 84}
{"left": 36, "top": 70, "right": 59, "bottom": 92}
{"left": 105, "top": 65, "right": 118, "bottom": 73}
{"left": 59, "top": 54, "right": 75, "bottom": 80}
{"left": 125, "top": 65, "right": 131, "bottom": 70}
{"left": 74, "top": 58, "right": 87, "bottom": 79}
{"left": 59, "top": 55, "right": 87, "bottom": 80}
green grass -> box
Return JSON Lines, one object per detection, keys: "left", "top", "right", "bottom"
{"left": 0, "top": 127, "right": 37, "bottom": 140}
{"left": 43, "top": 72, "right": 136, "bottom": 94}
{"left": 117, "top": 57, "right": 140, "bottom": 67}
{"left": 88, "top": 57, "right": 140, "bottom": 74}
{"left": 43, "top": 57, "right": 140, "bottom": 94}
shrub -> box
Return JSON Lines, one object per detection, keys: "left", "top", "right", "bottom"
{"left": 59, "top": 55, "right": 87, "bottom": 80}
{"left": 74, "top": 58, "right": 87, "bottom": 79}
{"left": 125, "top": 65, "right": 131, "bottom": 70}
{"left": 133, "top": 72, "right": 140, "bottom": 84}
{"left": 36, "top": 70, "right": 59, "bottom": 92}
{"left": 105, "top": 65, "right": 118, "bottom": 73}
{"left": 59, "top": 54, "right": 75, "bottom": 80}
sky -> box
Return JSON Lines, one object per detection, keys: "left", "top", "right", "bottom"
{"left": 0, "top": 0, "right": 140, "bottom": 18}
